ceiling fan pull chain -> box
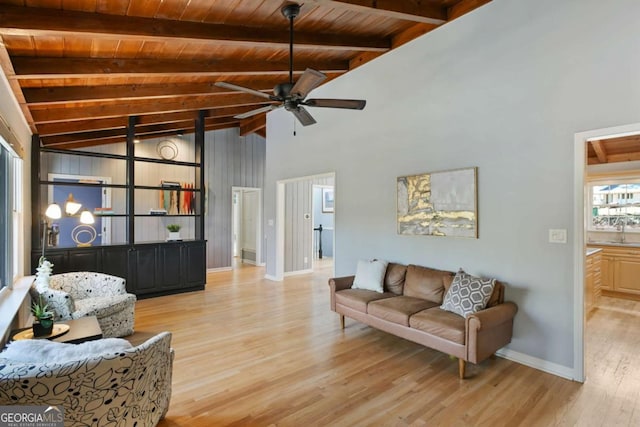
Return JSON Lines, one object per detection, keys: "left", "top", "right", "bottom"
{"left": 293, "top": 116, "right": 297, "bottom": 136}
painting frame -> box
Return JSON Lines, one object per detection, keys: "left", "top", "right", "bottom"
{"left": 396, "top": 167, "right": 478, "bottom": 238}
{"left": 322, "top": 188, "right": 335, "bottom": 213}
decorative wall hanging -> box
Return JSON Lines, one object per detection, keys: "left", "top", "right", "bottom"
{"left": 156, "top": 140, "right": 179, "bottom": 160}
{"left": 397, "top": 167, "right": 478, "bottom": 238}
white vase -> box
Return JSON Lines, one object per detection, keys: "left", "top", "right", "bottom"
{"left": 168, "top": 232, "right": 181, "bottom": 241}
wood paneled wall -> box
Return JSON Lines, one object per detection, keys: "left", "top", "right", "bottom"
{"left": 204, "top": 129, "right": 265, "bottom": 269}
{"left": 284, "top": 175, "right": 334, "bottom": 273}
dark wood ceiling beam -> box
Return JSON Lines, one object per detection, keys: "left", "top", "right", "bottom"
{"left": 36, "top": 106, "right": 263, "bottom": 135}
{"left": 448, "top": 0, "right": 492, "bottom": 20}
{"left": 12, "top": 57, "right": 349, "bottom": 80}
{"left": 255, "top": 128, "right": 267, "bottom": 139}
{"left": 23, "top": 80, "right": 280, "bottom": 104}
{"left": 41, "top": 118, "right": 239, "bottom": 146}
{"left": 0, "top": 5, "right": 389, "bottom": 52}
{"left": 591, "top": 140, "right": 608, "bottom": 164}
{"left": 31, "top": 94, "right": 275, "bottom": 123}
{"left": 46, "top": 123, "right": 239, "bottom": 150}
{"left": 307, "top": 0, "right": 447, "bottom": 24}
{"left": 239, "top": 115, "right": 267, "bottom": 137}
{"left": 350, "top": 22, "right": 439, "bottom": 69}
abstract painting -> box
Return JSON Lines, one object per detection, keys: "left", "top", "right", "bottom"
{"left": 397, "top": 167, "right": 477, "bottom": 238}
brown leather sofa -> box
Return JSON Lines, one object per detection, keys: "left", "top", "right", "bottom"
{"left": 329, "top": 263, "right": 518, "bottom": 378}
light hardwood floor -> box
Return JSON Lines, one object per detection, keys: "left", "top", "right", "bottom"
{"left": 131, "top": 265, "right": 640, "bottom": 426}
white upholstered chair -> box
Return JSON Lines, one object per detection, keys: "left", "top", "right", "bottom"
{"left": 0, "top": 332, "right": 173, "bottom": 427}
{"left": 30, "top": 272, "right": 136, "bottom": 338}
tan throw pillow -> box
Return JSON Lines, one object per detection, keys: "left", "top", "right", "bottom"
{"left": 441, "top": 270, "right": 496, "bottom": 317}
{"left": 352, "top": 259, "right": 388, "bottom": 293}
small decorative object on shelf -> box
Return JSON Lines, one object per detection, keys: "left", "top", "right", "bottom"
{"left": 35, "top": 257, "right": 54, "bottom": 289}
{"left": 167, "top": 224, "right": 182, "bottom": 241}
{"left": 31, "top": 295, "right": 54, "bottom": 337}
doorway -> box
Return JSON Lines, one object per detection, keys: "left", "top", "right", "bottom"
{"left": 231, "top": 187, "right": 262, "bottom": 267}
{"left": 574, "top": 121, "right": 640, "bottom": 382}
{"left": 274, "top": 172, "right": 335, "bottom": 280}
{"left": 312, "top": 185, "right": 334, "bottom": 271}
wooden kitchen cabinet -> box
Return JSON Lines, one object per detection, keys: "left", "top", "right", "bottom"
{"left": 614, "top": 255, "right": 640, "bottom": 295}
{"left": 588, "top": 245, "right": 640, "bottom": 301}
{"left": 585, "top": 250, "right": 602, "bottom": 315}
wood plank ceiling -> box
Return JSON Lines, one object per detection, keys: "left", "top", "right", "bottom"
{"left": 588, "top": 134, "right": 640, "bottom": 166}
{"left": 0, "top": 0, "right": 492, "bottom": 149}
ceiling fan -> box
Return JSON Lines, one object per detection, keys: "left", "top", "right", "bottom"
{"left": 215, "top": 3, "right": 366, "bottom": 127}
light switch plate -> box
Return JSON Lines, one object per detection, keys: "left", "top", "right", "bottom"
{"left": 549, "top": 229, "right": 567, "bottom": 243}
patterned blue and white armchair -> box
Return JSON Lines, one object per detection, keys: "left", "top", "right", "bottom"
{"left": 31, "top": 272, "right": 136, "bottom": 338}
{"left": 0, "top": 332, "right": 173, "bottom": 427}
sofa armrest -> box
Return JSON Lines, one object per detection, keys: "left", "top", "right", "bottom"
{"left": 329, "top": 275, "right": 355, "bottom": 292}
{"left": 31, "top": 287, "right": 75, "bottom": 321}
{"left": 328, "top": 275, "right": 355, "bottom": 311}
{"left": 466, "top": 301, "right": 518, "bottom": 364}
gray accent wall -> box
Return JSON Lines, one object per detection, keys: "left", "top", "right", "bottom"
{"left": 204, "top": 128, "right": 265, "bottom": 269}
{"left": 264, "top": 0, "right": 640, "bottom": 373}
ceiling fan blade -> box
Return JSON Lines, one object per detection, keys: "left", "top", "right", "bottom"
{"left": 290, "top": 69, "right": 327, "bottom": 100}
{"left": 234, "top": 105, "right": 281, "bottom": 119}
{"left": 304, "top": 99, "right": 366, "bottom": 110}
{"left": 291, "top": 106, "right": 317, "bottom": 126}
{"left": 215, "top": 81, "right": 275, "bottom": 100}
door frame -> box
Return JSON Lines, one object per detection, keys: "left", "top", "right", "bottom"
{"left": 573, "top": 121, "right": 640, "bottom": 383}
{"left": 274, "top": 172, "right": 335, "bottom": 281}
{"left": 231, "top": 186, "right": 263, "bottom": 266}
{"left": 48, "top": 173, "right": 112, "bottom": 245}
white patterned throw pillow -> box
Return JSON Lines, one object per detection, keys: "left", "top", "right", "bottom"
{"left": 352, "top": 259, "right": 388, "bottom": 293}
{"left": 441, "top": 270, "right": 496, "bottom": 317}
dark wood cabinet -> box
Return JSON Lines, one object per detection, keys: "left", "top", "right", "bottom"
{"left": 32, "top": 240, "right": 206, "bottom": 298}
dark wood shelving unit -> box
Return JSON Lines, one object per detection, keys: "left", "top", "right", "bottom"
{"left": 31, "top": 113, "right": 207, "bottom": 298}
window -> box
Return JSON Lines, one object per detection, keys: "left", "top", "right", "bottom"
{"left": 589, "top": 180, "right": 640, "bottom": 233}
{"left": 0, "top": 138, "right": 21, "bottom": 289}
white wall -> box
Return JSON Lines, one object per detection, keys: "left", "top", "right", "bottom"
{"left": 264, "top": 0, "right": 640, "bottom": 373}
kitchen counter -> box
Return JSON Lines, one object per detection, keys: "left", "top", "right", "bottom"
{"left": 586, "top": 248, "right": 602, "bottom": 256}
{"left": 588, "top": 241, "right": 640, "bottom": 248}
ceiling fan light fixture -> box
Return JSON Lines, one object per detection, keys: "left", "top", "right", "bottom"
{"left": 215, "top": 2, "right": 366, "bottom": 127}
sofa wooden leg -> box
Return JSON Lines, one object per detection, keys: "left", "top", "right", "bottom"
{"left": 340, "top": 315, "right": 345, "bottom": 329}
{"left": 458, "top": 359, "right": 466, "bottom": 379}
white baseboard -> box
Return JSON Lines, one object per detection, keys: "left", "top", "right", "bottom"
{"left": 284, "top": 269, "right": 313, "bottom": 277}
{"left": 496, "top": 348, "right": 576, "bottom": 381}
{"left": 207, "top": 267, "right": 232, "bottom": 273}
{"left": 264, "top": 274, "right": 281, "bottom": 282}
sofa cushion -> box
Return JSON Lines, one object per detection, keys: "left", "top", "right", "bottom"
{"left": 409, "top": 308, "right": 466, "bottom": 344}
{"left": 403, "top": 265, "right": 454, "bottom": 303}
{"left": 352, "top": 259, "right": 388, "bottom": 293}
{"left": 441, "top": 270, "right": 496, "bottom": 317}
{"left": 384, "top": 263, "right": 407, "bottom": 295}
{"left": 368, "top": 296, "right": 439, "bottom": 326}
{"left": 335, "top": 289, "right": 396, "bottom": 312}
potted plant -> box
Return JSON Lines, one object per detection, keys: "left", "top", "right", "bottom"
{"left": 167, "top": 224, "right": 181, "bottom": 241}
{"left": 31, "top": 296, "right": 54, "bottom": 337}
